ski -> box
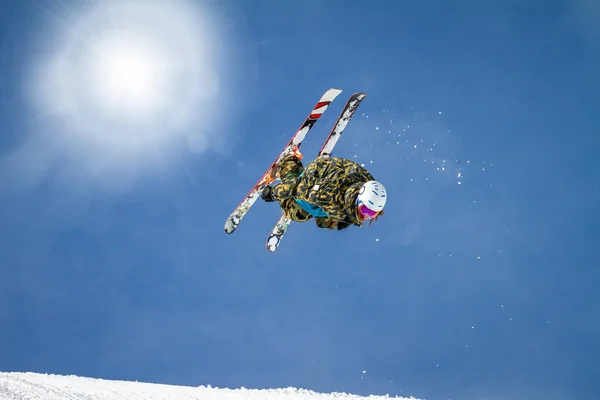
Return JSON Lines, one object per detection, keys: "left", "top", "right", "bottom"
{"left": 224, "top": 88, "right": 343, "bottom": 235}
{"left": 266, "top": 92, "right": 368, "bottom": 252}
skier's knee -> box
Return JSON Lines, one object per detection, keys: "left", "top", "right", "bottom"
{"left": 282, "top": 199, "right": 312, "bottom": 223}
{"left": 279, "top": 156, "right": 304, "bottom": 181}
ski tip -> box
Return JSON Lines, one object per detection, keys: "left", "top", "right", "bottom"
{"left": 224, "top": 220, "right": 236, "bottom": 234}
{"left": 322, "top": 88, "right": 342, "bottom": 101}
{"left": 266, "top": 235, "right": 280, "bottom": 252}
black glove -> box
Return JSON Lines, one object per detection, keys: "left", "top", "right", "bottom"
{"left": 336, "top": 221, "right": 350, "bottom": 230}
{"left": 261, "top": 185, "right": 275, "bottom": 202}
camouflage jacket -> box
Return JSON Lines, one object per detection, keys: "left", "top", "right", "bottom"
{"left": 294, "top": 157, "right": 374, "bottom": 227}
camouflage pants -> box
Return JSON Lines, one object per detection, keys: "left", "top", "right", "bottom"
{"left": 272, "top": 154, "right": 303, "bottom": 198}
{"left": 272, "top": 155, "right": 311, "bottom": 222}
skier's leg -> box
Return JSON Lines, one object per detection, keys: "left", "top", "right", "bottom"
{"left": 270, "top": 154, "right": 304, "bottom": 200}
{"left": 280, "top": 198, "right": 312, "bottom": 222}
{"left": 261, "top": 153, "right": 304, "bottom": 202}
{"left": 279, "top": 153, "right": 304, "bottom": 181}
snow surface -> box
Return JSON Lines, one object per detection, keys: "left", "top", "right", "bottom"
{"left": 0, "top": 372, "right": 421, "bottom": 400}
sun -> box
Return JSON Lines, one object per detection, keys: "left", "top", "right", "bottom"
{"left": 87, "top": 33, "right": 171, "bottom": 117}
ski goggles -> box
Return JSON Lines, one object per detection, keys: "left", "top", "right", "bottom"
{"left": 358, "top": 204, "right": 379, "bottom": 219}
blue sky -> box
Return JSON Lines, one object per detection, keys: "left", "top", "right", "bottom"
{"left": 1, "top": 1, "right": 599, "bottom": 400}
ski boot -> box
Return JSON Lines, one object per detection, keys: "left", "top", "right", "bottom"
{"left": 289, "top": 144, "right": 303, "bottom": 161}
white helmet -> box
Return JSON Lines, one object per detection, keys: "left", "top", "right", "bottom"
{"left": 356, "top": 180, "right": 387, "bottom": 213}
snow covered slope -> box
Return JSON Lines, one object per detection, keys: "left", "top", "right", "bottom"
{"left": 0, "top": 372, "right": 421, "bottom": 400}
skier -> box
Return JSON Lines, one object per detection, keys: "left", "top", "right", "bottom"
{"left": 261, "top": 147, "right": 387, "bottom": 230}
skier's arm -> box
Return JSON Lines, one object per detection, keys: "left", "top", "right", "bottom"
{"left": 318, "top": 179, "right": 363, "bottom": 222}
{"left": 336, "top": 221, "right": 351, "bottom": 230}
{"left": 320, "top": 206, "right": 346, "bottom": 221}
{"left": 315, "top": 217, "right": 338, "bottom": 229}
{"left": 315, "top": 217, "right": 352, "bottom": 230}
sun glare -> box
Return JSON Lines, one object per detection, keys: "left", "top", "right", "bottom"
{"left": 21, "top": 0, "right": 232, "bottom": 179}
